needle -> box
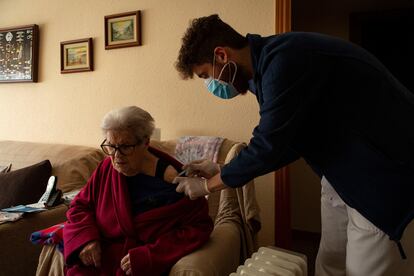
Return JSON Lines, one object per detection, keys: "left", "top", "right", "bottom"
{"left": 177, "top": 170, "right": 187, "bottom": 177}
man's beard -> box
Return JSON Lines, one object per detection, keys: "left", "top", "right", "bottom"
{"left": 233, "top": 65, "right": 250, "bottom": 94}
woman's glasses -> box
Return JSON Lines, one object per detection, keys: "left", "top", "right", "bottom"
{"left": 100, "top": 139, "right": 140, "bottom": 156}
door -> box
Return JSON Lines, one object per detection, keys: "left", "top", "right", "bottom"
{"left": 274, "top": 0, "right": 292, "bottom": 249}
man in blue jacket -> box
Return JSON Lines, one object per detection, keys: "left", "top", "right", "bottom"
{"left": 173, "top": 14, "right": 414, "bottom": 275}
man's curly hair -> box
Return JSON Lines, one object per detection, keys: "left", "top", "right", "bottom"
{"left": 176, "top": 14, "right": 248, "bottom": 79}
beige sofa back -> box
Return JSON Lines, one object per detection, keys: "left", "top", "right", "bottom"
{"left": 0, "top": 140, "right": 105, "bottom": 193}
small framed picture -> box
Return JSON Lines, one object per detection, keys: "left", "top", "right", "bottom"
{"left": 105, "top": 10, "right": 141, "bottom": 50}
{"left": 0, "top": 24, "right": 39, "bottom": 83}
{"left": 60, "top": 38, "right": 93, "bottom": 74}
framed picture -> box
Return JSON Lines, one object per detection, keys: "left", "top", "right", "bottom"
{"left": 105, "top": 10, "right": 141, "bottom": 50}
{"left": 0, "top": 24, "right": 39, "bottom": 83}
{"left": 60, "top": 38, "right": 93, "bottom": 74}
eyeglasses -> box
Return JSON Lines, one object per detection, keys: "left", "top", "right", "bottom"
{"left": 100, "top": 139, "right": 140, "bottom": 156}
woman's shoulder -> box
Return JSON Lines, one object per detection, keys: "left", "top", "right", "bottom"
{"left": 163, "top": 165, "right": 179, "bottom": 183}
{"left": 148, "top": 146, "right": 183, "bottom": 171}
{"left": 155, "top": 157, "right": 179, "bottom": 183}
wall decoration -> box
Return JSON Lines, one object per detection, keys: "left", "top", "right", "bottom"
{"left": 0, "top": 24, "right": 39, "bottom": 83}
{"left": 105, "top": 10, "right": 141, "bottom": 50}
{"left": 60, "top": 38, "right": 93, "bottom": 74}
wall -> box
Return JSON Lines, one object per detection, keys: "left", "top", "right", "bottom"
{"left": 290, "top": 0, "right": 414, "bottom": 233}
{"left": 0, "top": 0, "right": 275, "bottom": 245}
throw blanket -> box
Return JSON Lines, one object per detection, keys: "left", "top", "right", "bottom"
{"left": 30, "top": 223, "right": 65, "bottom": 252}
{"left": 213, "top": 141, "right": 261, "bottom": 261}
{"left": 176, "top": 137, "right": 261, "bottom": 260}
{"left": 177, "top": 137, "right": 261, "bottom": 261}
{"left": 64, "top": 147, "right": 213, "bottom": 276}
{"left": 175, "top": 136, "right": 224, "bottom": 164}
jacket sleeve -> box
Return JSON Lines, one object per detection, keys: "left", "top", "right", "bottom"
{"left": 128, "top": 199, "right": 213, "bottom": 276}
{"left": 63, "top": 164, "right": 102, "bottom": 264}
{"left": 221, "top": 49, "right": 328, "bottom": 187}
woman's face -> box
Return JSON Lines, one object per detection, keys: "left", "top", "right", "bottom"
{"left": 105, "top": 129, "right": 147, "bottom": 176}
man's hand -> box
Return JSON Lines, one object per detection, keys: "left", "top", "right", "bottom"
{"left": 120, "top": 254, "right": 132, "bottom": 275}
{"left": 79, "top": 240, "right": 101, "bottom": 267}
{"left": 173, "top": 176, "right": 210, "bottom": 199}
{"left": 182, "top": 159, "right": 220, "bottom": 179}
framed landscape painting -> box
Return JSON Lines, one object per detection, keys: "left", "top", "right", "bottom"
{"left": 0, "top": 24, "right": 39, "bottom": 83}
{"left": 105, "top": 10, "right": 141, "bottom": 49}
{"left": 60, "top": 38, "right": 93, "bottom": 73}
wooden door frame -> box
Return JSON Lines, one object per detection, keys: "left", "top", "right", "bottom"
{"left": 276, "top": 0, "right": 291, "bottom": 34}
{"left": 274, "top": 0, "right": 292, "bottom": 249}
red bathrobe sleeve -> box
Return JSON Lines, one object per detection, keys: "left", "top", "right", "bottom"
{"left": 63, "top": 163, "right": 102, "bottom": 265}
{"left": 128, "top": 197, "right": 213, "bottom": 276}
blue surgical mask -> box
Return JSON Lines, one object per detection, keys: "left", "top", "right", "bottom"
{"left": 204, "top": 56, "right": 239, "bottom": 99}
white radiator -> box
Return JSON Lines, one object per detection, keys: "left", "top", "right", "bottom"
{"left": 230, "top": 247, "right": 307, "bottom": 276}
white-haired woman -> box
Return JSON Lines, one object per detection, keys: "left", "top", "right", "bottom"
{"left": 63, "top": 106, "right": 213, "bottom": 276}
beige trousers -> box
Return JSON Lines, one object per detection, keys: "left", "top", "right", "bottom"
{"left": 315, "top": 177, "right": 414, "bottom": 276}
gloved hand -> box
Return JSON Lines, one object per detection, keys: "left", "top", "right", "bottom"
{"left": 182, "top": 159, "right": 220, "bottom": 179}
{"left": 173, "top": 176, "right": 210, "bottom": 200}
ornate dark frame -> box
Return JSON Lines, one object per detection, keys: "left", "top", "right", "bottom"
{"left": 0, "top": 24, "right": 39, "bottom": 83}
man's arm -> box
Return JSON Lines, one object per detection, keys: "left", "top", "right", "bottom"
{"left": 221, "top": 50, "right": 329, "bottom": 188}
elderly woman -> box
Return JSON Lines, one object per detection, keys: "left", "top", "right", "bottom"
{"left": 63, "top": 106, "right": 213, "bottom": 276}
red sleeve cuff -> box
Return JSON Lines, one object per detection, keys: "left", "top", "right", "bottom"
{"left": 64, "top": 227, "right": 100, "bottom": 264}
{"left": 129, "top": 246, "right": 152, "bottom": 276}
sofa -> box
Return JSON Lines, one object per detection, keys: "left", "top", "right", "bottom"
{"left": 0, "top": 138, "right": 261, "bottom": 276}
{"left": 0, "top": 140, "right": 105, "bottom": 276}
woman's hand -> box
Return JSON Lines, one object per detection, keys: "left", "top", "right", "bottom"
{"left": 120, "top": 254, "right": 132, "bottom": 275}
{"left": 182, "top": 159, "right": 220, "bottom": 179}
{"left": 79, "top": 240, "right": 101, "bottom": 267}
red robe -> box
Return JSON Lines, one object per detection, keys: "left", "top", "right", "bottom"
{"left": 63, "top": 147, "right": 213, "bottom": 276}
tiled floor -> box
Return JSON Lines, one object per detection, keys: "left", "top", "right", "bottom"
{"left": 291, "top": 230, "right": 321, "bottom": 276}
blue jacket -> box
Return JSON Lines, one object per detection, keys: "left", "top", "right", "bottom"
{"left": 221, "top": 32, "right": 414, "bottom": 243}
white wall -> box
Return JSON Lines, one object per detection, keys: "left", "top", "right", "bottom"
{"left": 0, "top": 0, "right": 275, "bottom": 246}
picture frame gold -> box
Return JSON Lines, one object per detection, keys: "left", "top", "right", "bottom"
{"left": 60, "top": 38, "right": 93, "bottom": 74}
{"left": 105, "top": 10, "right": 141, "bottom": 50}
{"left": 0, "top": 24, "right": 39, "bottom": 83}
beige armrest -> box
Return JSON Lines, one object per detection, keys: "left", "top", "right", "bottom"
{"left": 170, "top": 222, "right": 241, "bottom": 276}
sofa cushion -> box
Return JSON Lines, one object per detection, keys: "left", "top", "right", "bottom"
{"left": 0, "top": 160, "right": 52, "bottom": 209}
{"left": 0, "top": 141, "right": 106, "bottom": 193}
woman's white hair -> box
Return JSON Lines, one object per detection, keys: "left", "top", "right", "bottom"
{"left": 101, "top": 106, "right": 154, "bottom": 144}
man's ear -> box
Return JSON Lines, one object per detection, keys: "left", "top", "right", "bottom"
{"left": 213, "top": 47, "right": 229, "bottom": 64}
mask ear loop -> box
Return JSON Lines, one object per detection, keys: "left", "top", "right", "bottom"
{"left": 228, "top": 63, "right": 232, "bottom": 82}
{"left": 229, "top": 61, "right": 237, "bottom": 84}
{"left": 212, "top": 54, "right": 216, "bottom": 80}
{"left": 215, "top": 54, "right": 237, "bottom": 84}
{"left": 217, "top": 63, "right": 226, "bottom": 82}
{"left": 217, "top": 61, "right": 235, "bottom": 83}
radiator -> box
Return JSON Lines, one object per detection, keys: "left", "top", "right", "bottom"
{"left": 230, "top": 247, "right": 307, "bottom": 276}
